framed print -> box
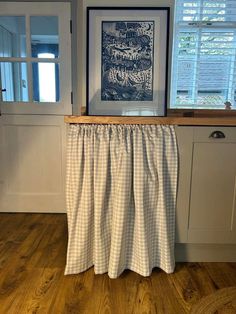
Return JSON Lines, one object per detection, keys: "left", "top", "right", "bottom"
{"left": 87, "top": 7, "right": 170, "bottom": 116}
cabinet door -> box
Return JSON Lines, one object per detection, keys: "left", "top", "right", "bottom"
{"left": 188, "top": 142, "right": 236, "bottom": 243}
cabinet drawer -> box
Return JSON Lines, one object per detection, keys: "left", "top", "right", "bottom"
{"left": 193, "top": 127, "right": 236, "bottom": 143}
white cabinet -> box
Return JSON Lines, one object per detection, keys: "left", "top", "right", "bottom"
{"left": 175, "top": 126, "right": 236, "bottom": 244}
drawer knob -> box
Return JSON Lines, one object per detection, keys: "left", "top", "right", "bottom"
{"left": 209, "top": 130, "right": 225, "bottom": 139}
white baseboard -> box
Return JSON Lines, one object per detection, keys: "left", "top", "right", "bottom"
{"left": 175, "top": 243, "right": 236, "bottom": 262}
{"left": 0, "top": 209, "right": 66, "bottom": 213}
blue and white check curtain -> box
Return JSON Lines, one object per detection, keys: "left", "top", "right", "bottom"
{"left": 65, "top": 124, "right": 178, "bottom": 278}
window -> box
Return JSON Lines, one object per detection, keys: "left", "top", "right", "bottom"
{"left": 0, "top": 15, "right": 59, "bottom": 103}
{"left": 37, "top": 53, "right": 57, "bottom": 102}
{"left": 171, "top": 0, "right": 236, "bottom": 110}
{"left": 0, "top": 2, "right": 71, "bottom": 115}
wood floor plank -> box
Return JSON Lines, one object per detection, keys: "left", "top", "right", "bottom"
{"left": 151, "top": 269, "right": 187, "bottom": 314}
{"left": 50, "top": 269, "right": 95, "bottom": 314}
{"left": 0, "top": 223, "right": 49, "bottom": 306}
{"left": 0, "top": 213, "right": 235, "bottom": 314}
{"left": 203, "top": 262, "right": 236, "bottom": 288}
{"left": 133, "top": 276, "right": 159, "bottom": 314}
{"left": 18, "top": 268, "right": 61, "bottom": 314}
{"left": 167, "top": 263, "right": 203, "bottom": 312}
{"left": 109, "top": 273, "right": 129, "bottom": 314}
{"left": 86, "top": 274, "right": 113, "bottom": 314}
{"left": 183, "top": 263, "right": 217, "bottom": 296}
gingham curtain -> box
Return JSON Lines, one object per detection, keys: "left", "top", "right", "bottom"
{"left": 65, "top": 124, "right": 178, "bottom": 278}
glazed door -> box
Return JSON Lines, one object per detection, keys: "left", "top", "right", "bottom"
{"left": 0, "top": 2, "right": 71, "bottom": 212}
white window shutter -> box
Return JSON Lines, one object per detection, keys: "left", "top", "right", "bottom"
{"left": 171, "top": 0, "right": 236, "bottom": 109}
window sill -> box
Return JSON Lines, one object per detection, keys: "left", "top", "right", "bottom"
{"left": 167, "top": 109, "right": 236, "bottom": 118}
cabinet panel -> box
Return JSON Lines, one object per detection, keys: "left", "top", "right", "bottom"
{"left": 0, "top": 115, "right": 66, "bottom": 213}
{"left": 188, "top": 142, "right": 236, "bottom": 243}
{"left": 175, "top": 126, "right": 194, "bottom": 243}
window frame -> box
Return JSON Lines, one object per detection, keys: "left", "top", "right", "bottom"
{"left": 169, "top": 0, "right": 236, "bottom": 116}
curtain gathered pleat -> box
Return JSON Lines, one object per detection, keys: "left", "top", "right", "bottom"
{"left": 65, "top": 124, "right": 178, "bottom": 278}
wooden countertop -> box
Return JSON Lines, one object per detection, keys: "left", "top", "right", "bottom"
{"left": 64, "top": 116, "right": 236, "bottom": 126}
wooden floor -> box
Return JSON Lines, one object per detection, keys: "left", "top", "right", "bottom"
{"left": 0, "top": 213, "right": 236, "bottom": 314}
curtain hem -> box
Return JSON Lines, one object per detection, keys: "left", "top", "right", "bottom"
{"left": 65, "top": 263, "right": 175, "bottom": 279}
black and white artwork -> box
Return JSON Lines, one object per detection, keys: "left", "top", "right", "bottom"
{"left": 101, "top": 21, "right": 154, "bottom": 102}
{"left": 87, "top": 7, "right": 169, "bottom": 116}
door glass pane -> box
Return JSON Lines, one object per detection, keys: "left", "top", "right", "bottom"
{"left": 32, "top": 61, "right": 60, "bottom": 103}
{"left": 0, "top": 16, "right": 26, "bottom": 57}
{"left": 30, "top": 16, "right": 59, "bottom": 58}
{"left": 0, "top": 62, "right": 28, "bottom": 101}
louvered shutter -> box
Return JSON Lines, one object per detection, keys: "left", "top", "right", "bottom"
{"left": 171, "top": 0, "right": 236, "bottom": 109}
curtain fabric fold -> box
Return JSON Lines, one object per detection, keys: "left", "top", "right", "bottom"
{"left": 65, "top": 124, "right": 178, "bottom": 279}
